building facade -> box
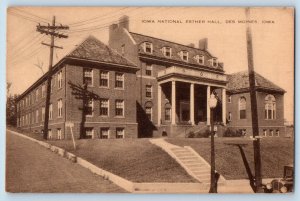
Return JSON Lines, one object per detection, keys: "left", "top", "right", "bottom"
{"left": 226, "top": 71, "right": 286, "bottom": 137}
{"left": 16, "top": 36, "right": 139, "bottom": 139}
{"left": 16, "top": 16, "right": 286, "bottom": 139}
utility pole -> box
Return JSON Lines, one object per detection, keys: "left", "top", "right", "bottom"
{"left": 36, "top": 16, "right": 69, "bottom": 140}
{"left": 245, "top": 7, "right": 263, "bottom": 193}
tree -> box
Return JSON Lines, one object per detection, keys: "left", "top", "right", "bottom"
{"left": 6, "top": 94, "right": 18, "bottom": 126}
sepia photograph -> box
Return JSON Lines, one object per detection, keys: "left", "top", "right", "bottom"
{"left": 5, "top": 7, "right": 294, "bottom": 193}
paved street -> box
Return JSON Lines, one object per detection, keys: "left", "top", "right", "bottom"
{"left": 6, "top": 130, "right": 126, "bottom": 193}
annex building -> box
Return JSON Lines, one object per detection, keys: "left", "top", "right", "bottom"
{"left": 16, "top": 16, "right": 286, "bottom": 139}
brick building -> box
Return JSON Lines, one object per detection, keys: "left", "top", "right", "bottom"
{"left": 16, "top": 36, "right": 139, "bottom": 139}
{"left": 16, "top": 16, "right": 286, "bottom": 139}
{"left": 226, "top": 71, "right": 286, "bottom": 137}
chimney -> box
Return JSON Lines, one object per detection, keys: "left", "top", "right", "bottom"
{"left": 187, "top": 43, "right": 195, "bottom": 48}
{"left": 119, "top": 15, "right": 129, "bottom": 31}
{"left": 198, "top": 38, "right": 208, "bottom": 50}
{"left": 109, "top": 23, "right": 118, "bottom": 33}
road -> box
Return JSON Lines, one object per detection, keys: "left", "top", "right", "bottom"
{"left": 6, "top": 130, "right": 126, "bottom": 193}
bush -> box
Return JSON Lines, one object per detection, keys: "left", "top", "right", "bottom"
{"left": 223, "top": 128, "right": 243, "bottom": 137}
{"left": 195, "top": 129, "right": 210, "bottom": 138}
{"left": 186, "top": 131, "right": 195, "bottom": 138}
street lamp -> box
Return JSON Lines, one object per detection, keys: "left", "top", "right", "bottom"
{"left": 208, "top": 93, "right": 217, "bottom": 193}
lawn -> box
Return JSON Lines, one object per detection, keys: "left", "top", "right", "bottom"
{"left": 7, "top": 127, "right": 197, "bottom": 183}
{"left": 50, "top": 139, "right": 197, "bottom": 183}
{"left": 166, "top": 137, "right": 294, "bottom": 180}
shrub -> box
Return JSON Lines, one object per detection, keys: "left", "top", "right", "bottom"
{"left": 224, "top": 128, "right": 243, "bottom": 137}
{"left": 186, "top": 131, "right": 195, "bottom": 138}
{"left": 195, "top": 129, "right": 211, "bottom": 138}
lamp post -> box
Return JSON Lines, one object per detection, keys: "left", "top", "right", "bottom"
{"left": 208, "top": 93, "right": 218, "bottom": 193}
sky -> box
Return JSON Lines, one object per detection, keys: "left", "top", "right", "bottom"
{"left": 6, "top": 7, "right": 294, "bottom": 122}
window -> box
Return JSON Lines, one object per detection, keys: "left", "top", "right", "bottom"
{"left": 263, "top": 129, "right": 267, "bottom": 137}
{"left": 146, "top": 64, "right": 152, "bottom": 76}
{"left": 58, "top": 70, "right": 62, "bottom": 89}
{"left": 239, "top": 97, "right": 246, "bottom": 119}
{"left": 121, "top": 44, "right": 125, "bottom": 56}
{"left": 31, "top": 111, "right": 34, "bottom": 124}
{"left": 228, "top": 112, "right": 232, "bottom": 121}
{"left": 49, "top": 104, "right": 53, "bottom": 120}
{"left": 115, "top": 73, "right": 124, "bottom": 88}
{"left": 195, "top": 55, "right": 204, "bottom": 64}
{"left": 57, "top": 128, "right": 62, "bottom": 140}
{"left": 48, "top": 129, "right": 52, "bottom": 140}
{"left": 163, "top": 47, "right": 172, "bottom": 57}
{"left": 36, "top": 89, "right": 39, "bottom": 101}
{"left": 180, "top": 51, "right": 189, "bottom": 61}
{"left": 146, "top": 85, "right": 152, "bottom": 98}
{"left": 145, "top": 107, "right": 152, "bottom": 121}
{"left": 265, "top": 95, "right": 276, "bottom": 120}
{"left": 36, "top": 109, "right": 39, "bottom": 123}
{"left": 269, "top": 129, "right": 274, "bottom": 137}
{"left": 211, "top": 58, "right": 218, "bottom": 67}
{"left": 144, "top": 42, "right": 153, "bottom": 53}
{"left": 228, "top": 95, "right": 231, "bottom": 103}
{"left": 115, "top": 100, "right": 124, "bottom": 116}
{"left": 100, "top": 71, "right": 109, "bottom": 87}
{"left": 100, "top": 99, "right": 109, "bottom": 116}
{"left": 242, "top": 129, "right": 246, "bottom": 136}
{"left": 116, "top": 128, "right": 125, "bottom": 139}
{"left": 42, "top": 84, "right": 46, "bottom": 98}
{"left": 100, "top": 128, "right": 109, "bottom": 139}
{"left": 165, "top": 108, "right": 171, "bottom": 121}
{"left": 50, "top": 80, "right": 54, "bottom": 93}
{"left": 58, "top": 99, "right": 63, "bottom": 118}
{"left": 42, "top": 107, "right": 45, "bottom": 122}
{"left": 86, "top": 99, "right": 93, "bottom": 116}
{"left": 29, "top": 113, "right": 31, "bottom": 125}
{"left": 276, "top": 130, "right": 280, "bottom": 137}
{"left": 84, "top": 127, "right": 94, "bottom": 139}
{"left": 83, "top": 68, "right": 93, "bottom": 86}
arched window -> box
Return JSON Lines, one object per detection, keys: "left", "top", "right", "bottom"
{"left": 239, "top": 97, "right": 246, "bottom": 119}
{"left": 265, "top": 95, "right": 276, "bottom": 120}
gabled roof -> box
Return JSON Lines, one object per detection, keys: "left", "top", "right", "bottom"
{"left": 129, "top": 32, "right": 223, "bottom": 71}
{"left": 17, "top": 36, "right": 137, "bottom": 101}
{"left": 67, "top": 35, "right": 137, "bottom": 68}
{"left": 227, "top": 71, "right": 286, "bottom": 94}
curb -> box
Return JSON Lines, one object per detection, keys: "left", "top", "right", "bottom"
{"left": 7, "top": 129, "right": 207, "bottom": 193}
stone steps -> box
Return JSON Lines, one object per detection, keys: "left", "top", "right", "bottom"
{"left": 150, "top": 138, "right": 225, "bottom": 187}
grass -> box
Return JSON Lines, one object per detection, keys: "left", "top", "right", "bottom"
{"left": 166, "top": 137, "right": 294, "bottom": 180}
{"left": 51, "top": 139, "right": 197, "bottom": 183}
{"left": 7, "top": 126, "right": 197, "bottom": 183}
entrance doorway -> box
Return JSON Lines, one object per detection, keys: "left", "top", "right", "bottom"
{"left": 180, "top": 101, "right": 190, "bottom": 122}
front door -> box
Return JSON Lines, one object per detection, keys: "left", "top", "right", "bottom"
{"left": 180, "top": 101, "right": 190, "bottom": 122}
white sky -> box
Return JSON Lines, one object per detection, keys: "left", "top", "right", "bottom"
{"left": 6, "top": 7, "right": 294, "bottom": 122}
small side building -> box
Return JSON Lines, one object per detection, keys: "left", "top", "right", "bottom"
{"left": 226, "top": 71, "right": 286, "bottom": 137}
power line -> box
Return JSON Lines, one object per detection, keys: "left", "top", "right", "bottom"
{"left": 8, "top": 34, "right": 45, "bottom": 62}
{"left": 69, "top": 7, "right": 133, "bottom": 26}
{"left": 12, "top": 7, "right": 50, "bottom": 23}
{"left": 8, "top": 11, "right": 40, "bottom": 23}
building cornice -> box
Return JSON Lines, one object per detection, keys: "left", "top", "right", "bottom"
{"left": 138, "top": 54, "right": 225, "bottom": 75}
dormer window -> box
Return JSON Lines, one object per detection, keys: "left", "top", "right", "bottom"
{"left": 210, "top": 58, "right": 218, "bottom": 67}
{"left": 180, "top": 51, "right": 189, "bottom": 61}
{"left": 144, "top": 42, "right": 153, "bottom": 54}
{"left": 163, "top": 47, "right": 172, "bottom": 57}
{"left": 195, "top": 55, "right": 205, "bottom": 65}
